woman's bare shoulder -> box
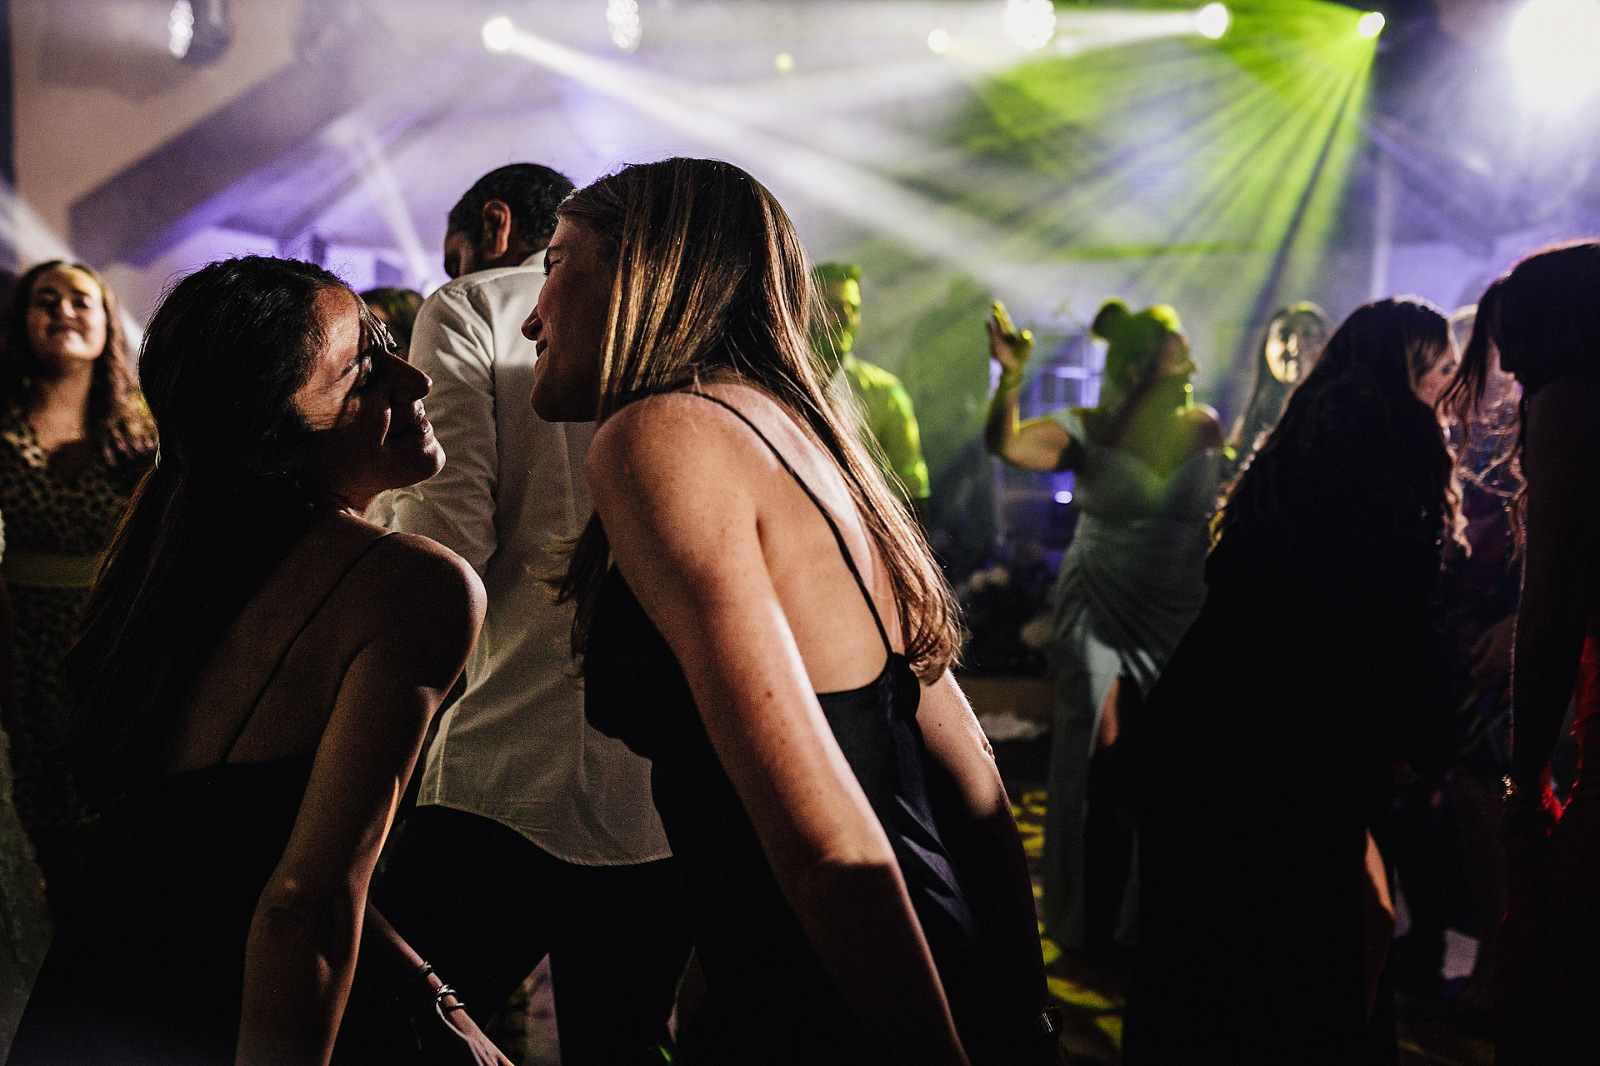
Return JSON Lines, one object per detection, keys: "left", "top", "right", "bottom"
{"left": 1527, "top": 374, "right": 1600, "bottom": 424}
{"left": 1181, "top": 403, "right": 1226, "bottom": 449}
{"left": 1524, "top": 375, "right": 1600, "bottom": 485}
{"left": 326, "top": 514, "right": 484, "bottom": 621}
{"left": 589, "top": 387, "right": 777, "bottom": 487}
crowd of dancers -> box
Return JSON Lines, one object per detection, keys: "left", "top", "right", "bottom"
{"left": 0, "top": 153, "right": 1591, "bottom": 1065}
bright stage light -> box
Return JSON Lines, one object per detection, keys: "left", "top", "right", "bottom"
{"left": 1357, "top": 11, "right": 1385, "bottom": 38}
{"left": 169, "top": 0, "right": 230, "bottom": 65}
{"left": 1005, "top": 0, "right": 1057, "bottom": 51}
{"left": 1054, "top": 490, "right": 1074, "bottom": 505}
{"left": 774, "top": 52, "right": 795, "bottom": 74}
{"left": 482, "top": 16, "right": 516, "bottom": 53}
{"left": 1194, "top": 3, "right": 1230, "bottom": 40}
{"left": 607, "top": 0, "right": 642, "bottom": 53}
{"left": 1509, "top": 0, "right": 1600, "bottom": 107}
{"left": 927, "top": 28, "right": 951, "bottom": 54}
{"left": 168, "top": 0, "right": 194, "bottom": 58}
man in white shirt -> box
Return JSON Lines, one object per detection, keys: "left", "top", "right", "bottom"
{"left": 367, "top": 164, "right": 685, "bottom": 1064}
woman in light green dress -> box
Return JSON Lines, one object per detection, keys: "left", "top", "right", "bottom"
{"left": 983, "top": 298, "right": 1223, "bottom": 955}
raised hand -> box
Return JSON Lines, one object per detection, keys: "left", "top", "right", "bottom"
{"left": 987, "top": 300, "right": 1034, "bottom": 382}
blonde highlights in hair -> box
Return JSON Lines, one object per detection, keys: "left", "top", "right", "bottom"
{"left": 555, "top": 158, "right": 959, "bottom": 679}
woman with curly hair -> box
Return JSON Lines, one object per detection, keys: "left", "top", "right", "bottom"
{"left": 0, "top": 260, "right": 155, "bottom": 910}
{"left": 1126, "top": 297, "right": 1458, "bottom": 1063}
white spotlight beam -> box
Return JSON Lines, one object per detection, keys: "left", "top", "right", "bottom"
{"left": 0, "top": 182, "right": 144, "bottom": 344}
{"left": 491, "top": 24, "right": 1077, "bottom": 302}
{"left": 326, "top": 119, "right": 440, "bottom": 292}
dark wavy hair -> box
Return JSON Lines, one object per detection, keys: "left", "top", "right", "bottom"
{"left": 1443, "top": 240, "right": 1600, "bottom": 512}
{"left": 553, "top": 158, "right": 960, "bottom": 679}
{"left": 0, "top": 260, "right": 156, "bottom": 471}
{"left": 1216, "top": 297, "right": 1457, "bottom": 550}
{"left": 68, "top": 256, "right": 381, "bottom": 802}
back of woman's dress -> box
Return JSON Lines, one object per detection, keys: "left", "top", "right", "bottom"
{"left": 8, "top": 756, "right": 313, "bottom": 1064}
{"left": 584, "top": 394, "right": 1047, "bottom": 1066}
{"left": 1040, "top": 408, "right": 1221, "bottom": 951}
{"left": 1125, "top": 380, "right": 1444, "bottom": 1063}
{"left": 8, "top": 530, "right": 388, "bottom": 1065}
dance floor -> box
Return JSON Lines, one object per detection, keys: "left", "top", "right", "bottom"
{"left": 483, "top": 734, "right": 1496, "bottom": 1064}
{"left": 991, "top": 736, "right": 1497, "bottom": 1066}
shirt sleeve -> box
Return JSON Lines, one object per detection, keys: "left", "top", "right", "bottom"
{"left": 389, "top": 284, "right": 499, "bottom": 574}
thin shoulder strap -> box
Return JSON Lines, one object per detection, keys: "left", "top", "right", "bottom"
{"left": 686, "top": 391, "right": 893, "bottom": 655}
{"left": 221, "top": 531, "right": 398, "bottom": 763}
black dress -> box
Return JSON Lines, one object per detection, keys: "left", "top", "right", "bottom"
{"left": 8, "top": 755, "right": 315, "bottom": 1064}
{"left": 1124, "top": 380, "right": 1446, "bottom": 1064}
{"left": 584, "top": 393, "right": 1037, "bottom": 1066}
{"left": 9, "top": 532, "right": 394, "bottom": 1065}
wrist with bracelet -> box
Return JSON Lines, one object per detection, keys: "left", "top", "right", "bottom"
{"left": 997, "top": 367, "right": 1027, "bottom": 392}
{"left": 406, "top": 961, "right": 470, "bottom": 1039}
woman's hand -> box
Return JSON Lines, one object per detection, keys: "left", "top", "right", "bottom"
{"left": 987, "top": 301, "right": 1033, "bottom": 383}
{"left": 412, "top": 999, "right": 515, "bottom": 1066}
{"left": 981, "top": 302, "right": 1075, "bottom": 471}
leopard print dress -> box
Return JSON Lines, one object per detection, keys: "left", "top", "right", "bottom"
{"left": 0, "top": 408, "right": 145, "bottom": 902}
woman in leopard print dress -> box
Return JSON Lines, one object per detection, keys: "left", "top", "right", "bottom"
{"left": 0, "top": 261, "right": 155, "bottom": 914}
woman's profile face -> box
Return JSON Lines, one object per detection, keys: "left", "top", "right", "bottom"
{"left": 294, "top": 287, "right": 442, "bottom": 507}
{"left": 1264, "top": 314, "right": 1328, "bottom": 386}
{"left": 1412, "top": 342, "right": 1458, "bottom": 410}
{"left": 26, "top": 266, "right": 108, "bottom": 374}
{"left": 525, "top": 217, "right": 615, "bottom": 422}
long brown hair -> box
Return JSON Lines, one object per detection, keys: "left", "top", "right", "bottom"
{"left": 555, "top": 158, "right": 960, "bottom": 679}
{"left": 0, "top": 260, "right": 156, "bottom": 470}
{"left": 1443, "top": 240, "right": 1600, "bottom": 504}
{"left": 69, "top": 257, "right": 372, "bottom": 802}
{"left": 1217, "top": 297, "right": 1458, "bottom": 549}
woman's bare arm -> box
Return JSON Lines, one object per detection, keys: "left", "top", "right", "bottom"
{"left": 983, "top": 304, "right": 1078, "bottom": 471}
{"left": 917, "top": 674, "right": 1052, "bottom": 1043}
{"left": 591, "top": 400, "right": 970, "bottom": 1066}
{"left": 357, "top": 904, "right": 512, "bottom": 1066}
{"left": 236, "top": 541, "right": 484, "bottom": 1066}
{"left": 1511, "top": 377, "right": 1600, "bottom": 800}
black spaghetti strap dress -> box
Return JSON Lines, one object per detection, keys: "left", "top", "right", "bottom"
{"left": 584, "top": 394, "right": 1033, "bottom": 1066}
{"left": 8, "top": 534, "right": 394, "bottom": 1065}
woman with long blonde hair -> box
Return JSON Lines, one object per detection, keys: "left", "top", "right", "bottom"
{"left": 528, "top": 158, "right": 1054, "bottom": 1065}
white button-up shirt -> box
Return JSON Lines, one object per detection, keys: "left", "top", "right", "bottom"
{"left": 390, "top": 256, "right": 669, "bottom": 866}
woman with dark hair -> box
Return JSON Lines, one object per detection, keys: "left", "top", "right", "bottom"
{"left": 0, "top": 260, "right": 155, "bottom": 908}
{"left": 8, "top": 257, "right": 504, "bottom": 1065}
{"left": 1444, "top": 241, "right": 1600, "bottom": 1064}
{"left": 528, "top": 158, "right": 1053, "bottom": 1065}
{"left": 983, "top": 297, "right": 1224, "bottom": 956}
{"left": 1125, "top": 297, "right": 1458, "bottom": 1063}
{"left": 1226, "top": 301, "right": 1331, "bottom": 476}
